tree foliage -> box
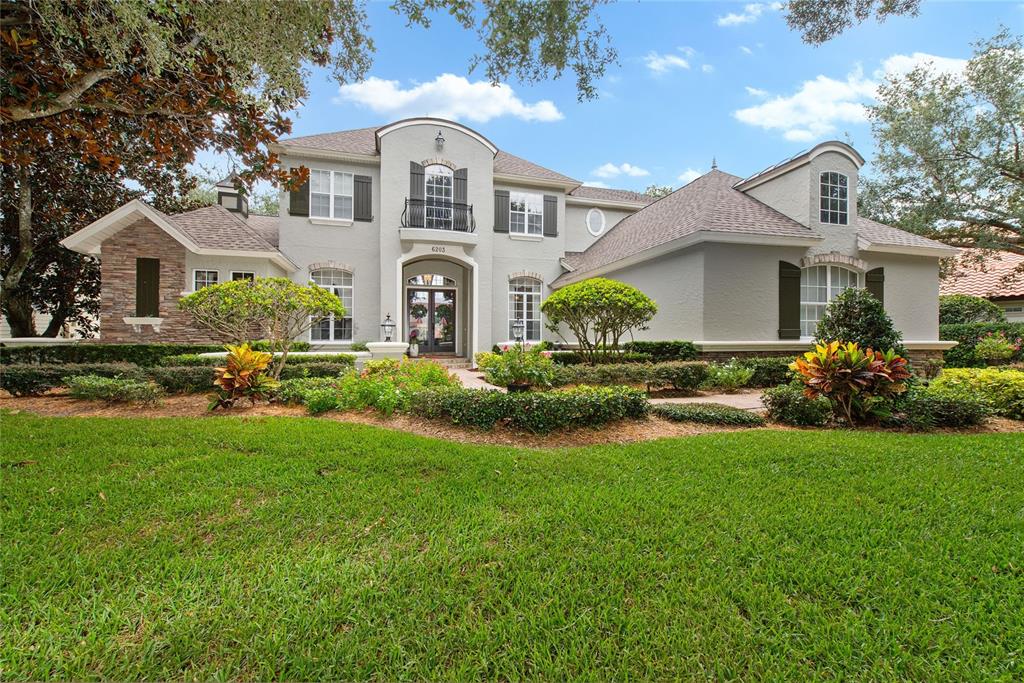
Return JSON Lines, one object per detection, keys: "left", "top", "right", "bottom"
{"left": 541, "top": 278, "right": 657, "bottom": 364}
{"left": 861, "top": 30, "right": 1024, "bottom": 265}
{"left": 938, "top": 294, "right": 1007, "bottom": 326}
{"left": 643, "top": 184, "right": 674, "bottom": 198}
{"left": 179, "top": 278, "right": 345, "bottom": 379}
{"left": 785, "top": 0, "right": 922, "bottom": 45}
{"left": 815, "top": 287, "right": 905, "bottom": 355}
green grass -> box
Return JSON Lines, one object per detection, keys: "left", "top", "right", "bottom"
{"left": 2, "top": 414, "right": 1022, "bottom": 680}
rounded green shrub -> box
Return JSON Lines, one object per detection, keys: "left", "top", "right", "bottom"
{"left": 815, "top": 288, "right": 904, "bottom": 354}
{"left": 939, "top": 294, "right": 1006, "bottom": 325}
{"left": 762, "top": 383, "right": 832, "bottom": 427}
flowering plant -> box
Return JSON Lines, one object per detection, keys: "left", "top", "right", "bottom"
{"left": 975, "top": 331, "right": 1021, "bottom": 363}
{"left": 483, "top": 343, "right": 556, "bottom": 388}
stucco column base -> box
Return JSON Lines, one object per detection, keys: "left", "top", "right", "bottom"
{"left": 366, "top": 341, "right": 409, "bottom": 361}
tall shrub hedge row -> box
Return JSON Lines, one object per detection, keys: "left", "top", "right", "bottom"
{"left": 939, "top": 322, "right": 1024, "bottom": 367}
{"left": 0, "top": 341, "right": 311, "bottom": 366}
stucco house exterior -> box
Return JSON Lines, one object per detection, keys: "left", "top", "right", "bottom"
{"left": 61, "top": 117, "right": 957, "bottom": 363}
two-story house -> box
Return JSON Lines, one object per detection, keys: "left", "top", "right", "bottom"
{"left": 61, "top": 117, "right": 958, "bottom": 362}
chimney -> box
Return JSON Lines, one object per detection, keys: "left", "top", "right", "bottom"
{"left": 215, "top": 173, "right": 249, "bottom": 218}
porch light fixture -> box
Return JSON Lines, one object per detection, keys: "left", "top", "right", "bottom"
{"left": 435, "top": 130, "right": 445, "bottom": 151}
{"left": 512, "top": 319, "right": 526, "bottom": 343}
{"left": 381, "top": 313, "right": 396, "bottom": 342}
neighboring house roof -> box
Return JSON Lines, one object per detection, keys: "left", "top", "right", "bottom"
{"left": 244, "top": 214, "right": 280, "bottom": 248}
{"left": 568, "top": 186, "right": 656, "bottom": 205}
{"left": 556, "top": 169, "right": 820, "bottom": 282}
{"left": 168, "top": 205, "right": 278, "bottom": 252}
{"left": 856, "top": 217, "right": 958, "bottom": 257}
{"left": 940, "top": 249, "right": 1024, "bottom": 299}
{"left": 280, "top": 123, "right": 579, "bottom": 185}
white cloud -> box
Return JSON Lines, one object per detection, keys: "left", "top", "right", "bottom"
{"left": 733, "top": 52, "right": 968, "bottom": 142}
{"left": 717, "top": 3, "right": 782, "bottom": 27}
{"left": 739, "top": 45, "right": 754, "bottom": 55}
{"left": 678, "top": 168, "right": 703, "bottom": 184}
{"left": 335, "top": 74, "right": 563, "bottom": 123}
{"left": 678, "top": 46, "right": 697, "bottom": 58}
{"left": 581, "top": 181, "right": 610, "bottom": 189}
{"left": 592, "top": 162, "right": 651, "bottom": 179}
{"left": 644, "top": 51, "right": 690, "bottom": 74}
{"left": 702, "top": 64, "right": 715, "bottom": 73}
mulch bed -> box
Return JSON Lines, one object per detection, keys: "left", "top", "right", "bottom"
{"left": 2, "top": 392, "right": 1020, "bottom": 449}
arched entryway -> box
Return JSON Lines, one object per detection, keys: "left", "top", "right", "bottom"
{"left": 401, "top": 258, "right": 473, "bottom": 357}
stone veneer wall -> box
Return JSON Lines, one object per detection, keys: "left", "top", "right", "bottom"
{"left": 99, "top": 218, "right": 221, "bottom": 343}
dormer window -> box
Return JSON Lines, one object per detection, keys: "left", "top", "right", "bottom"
{"left": 819, "top": 172, "right": 848, "bottom": 225}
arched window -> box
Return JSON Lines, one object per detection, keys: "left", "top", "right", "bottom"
{"left": 310, "top": 268, "right": 353, "bottom": 341}
{"left": 508, "top": 277, "right": 543, "bottom": 342}
{"left": 800, "top": 265, "right": 859, "bottom": 337}
{"left": 586, "top": 207, "right": 606, "bottom": 236}
{"left": 819, "top": 172, "right": 849, "bottom": 225}
{"left": 424, "top": 164, "right": 453, "bottom": 230}
{"left": 407, "top": 274, "right": 456, "bottom": 287}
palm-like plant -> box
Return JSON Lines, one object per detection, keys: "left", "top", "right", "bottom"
{"left": 211, "top": 343, "right": 280, "bottom": 410}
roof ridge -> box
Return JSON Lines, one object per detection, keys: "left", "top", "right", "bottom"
{"left": 172, "top": 203, "right": 279, "bottom": 253}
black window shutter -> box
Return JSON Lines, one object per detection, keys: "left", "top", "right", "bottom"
{"left": 409, "top": 162, "right": 425, "bottom": 199}
{"left": 288, "top": 168, "right": 309, "bottom": 216}
{"left": 543, "top": 195, "right": 558, "bottom": 237}
{"left": 354, "top": 175, "right": 372, "bottom": 222}
{"left": 454, "top": 168, "right": 468, "bottom": 204}
{"left": 494, "top": 190, "right": 510, "bottom": 233}
{"left": 778, "top": 260, "right": 801, "bottom": 340}
{"left": 866, "top": 267, "right": 884, "bottom": 305}
{"left": 135, "top": 258, "right": 160, "bottom": 317}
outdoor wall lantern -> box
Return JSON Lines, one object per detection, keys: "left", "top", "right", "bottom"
{"left": 512, "top": 319, "right": 526, "bottom": 343}
{"left": 381, "top": 313, "right": 396, "bottom": 342}
{"left": 435, "top": 130, "right": 445, "bottom": 151}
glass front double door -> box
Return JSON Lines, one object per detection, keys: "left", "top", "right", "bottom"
{"left": 407, "top": 289, "right": 456, "bottom": 354}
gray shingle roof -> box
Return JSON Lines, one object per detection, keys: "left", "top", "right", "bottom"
{"left": 493, "top": 150, "right": 578, "bottom": 184}
{"left": 244, "top": 214, "right": 280, "bottom": 248}
{"left": 857, "top": 217, "right": 956, "bottom": 252}
{"left": 163, "top": 205, "right": 280, "bottom": 252}
{"left": 557, "top": 169, "right": 818, "bottom": 279}
{"left": 568, "top": 186, "right": 656, "bottom": 204}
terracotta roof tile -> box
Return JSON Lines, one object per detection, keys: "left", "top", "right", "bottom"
{"left": 941, "top": 249, "right": 1024, "bottom": 299}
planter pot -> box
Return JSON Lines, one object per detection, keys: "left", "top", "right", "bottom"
{"left": 507, "top": 383, "right": 531, "bottom": 393}
{"left": 409, "top": 345, "right": 419, "bottom": 358}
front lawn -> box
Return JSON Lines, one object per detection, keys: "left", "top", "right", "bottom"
{"left": 2, "top": 414, "right": 1021, "bottom": 680}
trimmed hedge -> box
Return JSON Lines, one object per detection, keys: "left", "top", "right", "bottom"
{"left": 735, "top": 357, "right": 794, "bottom": 388}
{"left": 0, "top": 341, "right": 311, "bottom": 367}
{"left": 0, "top": 363, "right": 145, "bottom": 396}
{"left": 66, "top": 375, "right": 164, "bottom": 405}
{"left": 148, "top": 366, "right": 217, "bottom": 394}
{"left": 160, "top": 353, "right": 355, "bottom": 367}
{"left": 652, "top": 402, "right": 765, "bottom": 427}
{"left": 939, "top": 322, "right": 1024, "bottom": 367}
{"left": 889, "top": 389, "right": 990, "bottom": 431}
{"left": 622, "top": 340, "right": 698, "bottom": 362}
{"left": 762, "top": 383, "right": 832, "bottom": 427}
{"left": 553, "top": 361, "right": 709, "bottom": 393}
{"left": 410, "top": 385, "right": 649, "bottom": 433}
{"left": 929, "top": 367, "right": 1024, "bottom": 420}
{"left": 549, "top": 351, "right": 653, "bottom": 365}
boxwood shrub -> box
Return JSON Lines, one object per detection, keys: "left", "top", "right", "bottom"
{"left": 553, "top": 361, "right": 709, "bottom": 393}
{"left": 762, "top": 383, "right": 832, "bottom": 427}
{"left": 888, "top": 389, "right": 990, "bottom": 431}
{"left": 549, "top": 351, "right": 653, "bottom": 365}
{"left": 0, "top": 363, "right": 145, "bottom": 396}
{"left": 929, "top": 367, "right": 1024, "bottom": 420}
{"left": 147, "top": 366, "right": 217, "bottom": 394}
{"left": 652, "top": 402, "right": 765, "bottom": 427}
{"left": 621, "top": 340, "right": 698, "bottom": 362}
{"left": 410, "top": 385, "right": 649, "bottom": 433}
{"left": 939, "top": 322, "right": 1024, "bottom": 367}
{"left": 0, "top": 341, "right": 311, "bottom": 367}
{"left": 161, "top": 353, "right": 355, "bottom": 367}
{"left": 735, "top": 356, "right": 794, "bottom": 387}
{"left": 65, "top": 375, "right": 164, "bottom": 405}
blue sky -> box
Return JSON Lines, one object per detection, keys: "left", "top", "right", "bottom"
{"left": 225, "top": 1, "right": 1023, "bottom": 192}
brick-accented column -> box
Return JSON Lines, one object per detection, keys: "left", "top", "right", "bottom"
{"left": 99, "top": 218, "right": 224, "bottom": 343}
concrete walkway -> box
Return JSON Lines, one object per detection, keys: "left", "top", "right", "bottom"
{"left": 452, "top": 369, "right": 765, "bottom": 410}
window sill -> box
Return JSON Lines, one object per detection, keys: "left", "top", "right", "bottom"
{"left": 123, "top": 316, "right": 163, "bottom": 333}
{"left": 308, "top": 217, "right": 354, "bottom": 227}
{"left": 508, "top": 233, "right": 543, "bottom": 242}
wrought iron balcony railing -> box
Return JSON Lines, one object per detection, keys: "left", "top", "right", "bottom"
{"left": 401, "top": 198, "right": 476, "bottom": 233}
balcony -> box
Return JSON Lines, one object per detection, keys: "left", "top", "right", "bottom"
{"left": 401, "top": 198, "right": 476, "bottom": 233}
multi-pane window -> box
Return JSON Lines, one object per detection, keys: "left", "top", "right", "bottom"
{"left": 510, "top": 192, "right": 543, "bottom": 236}
{"left": 194, "top": 269, "right": 218, "bottom": 290}
{"left": 231, "top": 271, "right": 255, "bottom": 281}
{"left": 508, "top": 277, "right": 542, "bottom": 341}
{"left": 819, "top": 172, "right": 848, "bottom": 225}
{"left": 310, "top": 268, "right": 353, "bottom": 341}
{"left": 424, "top": 164, "right": 453, "bottom": 230}
{"left": 800, "top": 265, "right": 859, "bottom": 337}
{"left": 310, "top": 170, "right": 354, "bottom": 220}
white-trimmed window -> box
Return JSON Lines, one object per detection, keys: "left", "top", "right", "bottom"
{"left": 819, "top": 172, "right": 849, "bottom": 225}
{"left": 586, "top": 207, "right": 606, "bottom": 236}
{"left": 424, "top": 164, "right": 453, "bottom": 230}
{"left": 310, "top": 170, "right": 354, "bottom": 220}
{"left": 509, "top": 277, "right": 542, "bottom": 341}
{"left": 800, "top": 265, "right": 859, "bottom": 337}
{"left": 510, "top": 192, "right": 543, "bottom": 236}
{"left": 310, "top": 268, "right": 353, "bottom": 342}
{"left": 194, "top": 269, "right": 218, "bottom": 290}
{"left": 231, "top": 271, "right": 255, "bottom": 281}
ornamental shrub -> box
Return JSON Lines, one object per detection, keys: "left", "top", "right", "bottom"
{"left": 552, "top": 361, "right": 709, "bottom": 393}
{"left": 888, "top": 388, "right": 990, "bottom": 431}
{"left": 549, "top": 351, "right": 652, "bottom": 365}
{"left": 65, "top": 375, "right": 164, "bottom": 405}
{"left": 929, "top": 367, "right": 1024, "bottom": 420}
{"left": 273, "top": 377, "right": 341, "bottom": 404}
{"left": 0, "top": 343, "right": 228, "bottom": 367}
{"left": 939, "top": 294, "right": 1006, "bottom": 325}
{"left": 621, "top": 340, "right": 698, "bottom": 362}
{"left": 0, "top": 363, "right": 144, "bottom": 396}
{"left": 762, "top": 383, "right": 832, "bottom": 427}
{"left": 161, "top": 352, "right": 354, "bottom": 367}
{"left": 701, "top": 361, "right": 754, "bottom": 393}
{"left": 652, "top": 403, "right": 766, "bottom": 427}
{"left": 304, "top": 388, "right": 341, "bottom": 415}
{"left": 316, "top": 359, "right": 461, "bottom": 416}
{"left": 210, "top": 343, "right": 279, "bottom": 410}
{"left": 974, "top": 331, "right": 1021, "bottom": 363}
{"left": 481, "top": 343, "right": 556, "bottom": 387}
{"left": 541, "top": 278, "right": 657, "bottom": 364}
{"left": 734, "top": 357, "right": 794, "bottom": 387}
{"left": 147, "top": 366, "right": 217, "bottom": 394}
{"left": 815, "top": 288, "right": 904, "bottom": 355}
{"left": 940, "top": 322, "right": 1024, "bottom": 366}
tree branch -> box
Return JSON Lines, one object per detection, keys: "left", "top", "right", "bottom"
{"left": 2, "top": 67, "right": 115, "bottom": 122}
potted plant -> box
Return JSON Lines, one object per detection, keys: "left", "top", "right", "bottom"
{"left": 483, "top": 342, "right": 555, "bottom": 392}
{"left": 408, "top": 330, "right": 420, "bottom": 358}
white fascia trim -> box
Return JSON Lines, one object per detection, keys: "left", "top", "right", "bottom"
{"left": 734, "top": 141, "right": 866, "bottom": 192}
{"left": 194, "top": 248, "right": 298, "bottom": 273}
{"left": 60, "top": 199, "right": 203, "bottom": 255}
{"left": 376, "top": 118, "right": 499, "bottom": 155}
{"left": 269, "top": 143, "right": 380, "bottom": 166}
{"left": 493, "top": 173, "right": 579, "bottom": 191}
{"left": 552, "top": 230, "right": 823, "bottom": 288}
{"left": 856, "top": 237, "right": 958, "bottom": 259}
{"left": 558, "top": 257, "right": 577, "bottom": 272}
{"left": 565, "top": 196, "right": 647, "bottom": 210}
